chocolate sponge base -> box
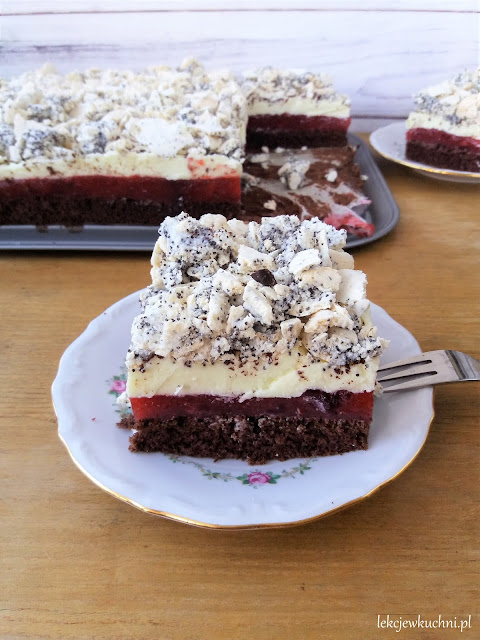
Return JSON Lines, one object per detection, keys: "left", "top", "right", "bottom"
{"left": 0, "top": 196, "right": 241, "bottom": 226}
{"left": 118, "top": 414, "right": 370, "bottom": 465}
{"left": 406, "top": 140, "right": 480, "bottom": 173}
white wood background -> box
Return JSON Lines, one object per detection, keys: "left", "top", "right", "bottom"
{"left": 1, "top": 1, "right": 479, "bottom": 131}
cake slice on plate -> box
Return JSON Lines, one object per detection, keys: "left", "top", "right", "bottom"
{"left": 0, "top": 59, "right": 247, "bottom": 226}
{"left": 242, "top": 67, "right": 351, "bottom": 150}
{"left": 406, "top": 68, "right": 480, "bottom": 172}
{"left": 119, "top": 212, "right": 386, "bottom": 464}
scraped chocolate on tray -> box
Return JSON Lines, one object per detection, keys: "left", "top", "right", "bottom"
{"left": 241, "top": 146, "right": 375, "bottom": 238}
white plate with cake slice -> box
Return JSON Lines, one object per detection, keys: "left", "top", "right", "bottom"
{"left": 52, "top": 292, "right": 433, "bottom": 529}
{"left": 370, "top": 122, "right": 480, "bottom": 184}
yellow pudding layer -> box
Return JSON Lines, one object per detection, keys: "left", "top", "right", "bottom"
{"left": 0, "top": 152, "right": 242, "bottom": 181}
{"left": 248, "top": 97, "right": 350, "bottom": 119}
{"left": 127, "top": 348, "right": 379, "bottom": 400}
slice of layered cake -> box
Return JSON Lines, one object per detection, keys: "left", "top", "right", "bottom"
{"left": 406, "top": 68, "right": 480, "bottom": 172}
{"left": 0, "top": 59, "right": 246, "bottom": 226}
{"left": 119, "top": 212, "right": 386, "bottom": 464}
{"left": 242, "top": 67, "right": 351, "bottom": 150}
{"left": 242, "top": 146, "right": 374, "bottom": 238}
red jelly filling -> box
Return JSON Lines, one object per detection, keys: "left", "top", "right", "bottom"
{"left": 130, "top": 390, "right": 374, "bottom": 422}
{"left": 248, "top": 114, "right": 351, "bottom": 133}
{"left": 406, "top": 127, "right": 480, "bottom": 152}
{"left": 0, "top": 173, "right": 241, "bottom": 203}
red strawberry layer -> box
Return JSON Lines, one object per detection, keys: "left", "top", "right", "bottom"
{"left": 407, "top": 127, "right": 480, "bottom": 152}
{"left": 0, "top": 174, "right": 241, "bottom": 203}
{"left": 130, "top": 390, "right": 374, "bottom": 422}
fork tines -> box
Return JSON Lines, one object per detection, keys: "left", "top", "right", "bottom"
{"left": 377, "top": 350, "right": 479, "bottom": 392}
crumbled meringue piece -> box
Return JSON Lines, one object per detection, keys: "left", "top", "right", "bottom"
{"left": 288, "top": 249, "right": 321, "bottom": 275}
{"left": 278, "top": 158, "right": 311, "bottom": 190}
{"left": 263, "top": 199, "right": 277, "bottom": 211}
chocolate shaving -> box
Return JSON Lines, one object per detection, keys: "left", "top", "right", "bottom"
{"left": 251, "top": 269, "right": 277, "bottom": 287}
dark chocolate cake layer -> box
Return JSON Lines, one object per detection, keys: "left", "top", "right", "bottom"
{"left": 118, "top": 414, "right": 370, "bottom": 465}
{"left": 0, "top": 173, "right": 241, "bottom": 225}
{"left": 0, "top": 196, "right": 241, "bottom": 226}
{"left": 406, "top": 140, "right": 480, "bottom": 173}
{"left": 247, "top": 128, "right": 348, "bottom": 151}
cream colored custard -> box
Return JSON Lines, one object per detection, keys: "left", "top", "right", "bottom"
{"left": 406, "top": 112, "right": 480, "bottom": 139}
{"left": 124, "top": 213, "right": 387, "bottom": 402}
{"left": 0, "top": 152, "right": 242, "bottom": 181}
{"left": 127, "top": 349, "right": 379, "bottom": 400}
{"left": 247, "top": 97, "right": 350, "bottom": 119}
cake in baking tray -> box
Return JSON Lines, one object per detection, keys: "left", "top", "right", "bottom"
{"left": 0, "top": 60, "right": 375, "bottom": 238}
{"left": 242, "top": 67, "right": 351, "bottom": 150}
{"left": 406, "top": 68, "right": 480, "bottom": 172}
{"left": 0, "top": 59, "right": 246, "bottom": 226}
{"left": 118, "top": 212, "right": 386, "bottom": 464}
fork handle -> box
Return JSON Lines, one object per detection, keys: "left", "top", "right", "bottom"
{"left": 447, "top": 350, "right": 480, "bottom": 381}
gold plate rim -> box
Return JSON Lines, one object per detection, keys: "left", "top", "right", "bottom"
{"left": 54, "top": 399, "right": 435, "bottom": 531}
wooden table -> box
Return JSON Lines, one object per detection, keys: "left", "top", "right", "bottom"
{"left": 1, "top": 143, "right": 479, "bottom": 639}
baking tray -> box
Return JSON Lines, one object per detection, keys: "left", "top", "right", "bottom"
{"left": 0, "top": 134, "right": 399, "bottom": 251}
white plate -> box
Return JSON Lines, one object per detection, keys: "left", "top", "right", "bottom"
{"left": 52, "top": 292, "right": 434, "bottom": 529}
{"left": 370, "top": 122, "right": 480, "bottom": 184}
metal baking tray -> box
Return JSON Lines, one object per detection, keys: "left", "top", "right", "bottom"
{"left": 0, "top": 134, "right": 399, "bottom": 251}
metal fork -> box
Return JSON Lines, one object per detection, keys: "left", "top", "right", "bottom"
{"left": 377, "top": 350, "right": 480, "bottom": 392}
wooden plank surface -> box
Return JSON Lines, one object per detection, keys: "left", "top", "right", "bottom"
{"left": 1, "top": 9, "right": 478, "bottom": 120}
{"left": 0, "top": 137, "right": 479, "bottom": 639}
